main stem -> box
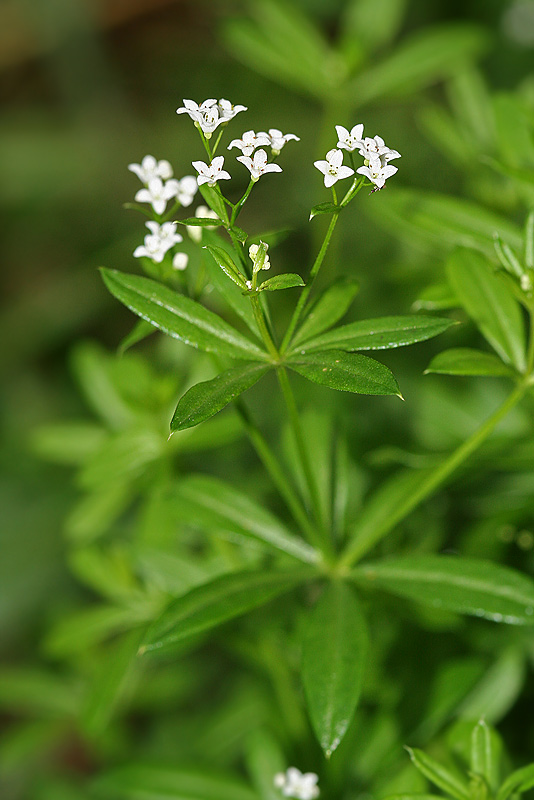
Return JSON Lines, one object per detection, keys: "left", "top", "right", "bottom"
{"left": 340, "top": 381, "right": 528, "bottom": 568}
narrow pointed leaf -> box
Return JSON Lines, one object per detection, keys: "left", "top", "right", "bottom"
{"left": 405, "top": 747, "right": 471, "bottom": 800}
{"left": 202, "top": 239, "right": 259, "bottom": 337}
{"left": 118, "top": 319, "right": 156, "bottom": 354}
{"left": 199, "top": 183, "right": 227, "bottom": 220}
{"left": 178, "top": 217, "right": 223, "bottom": 228}
{"left": 309, "top": 201, "right": 340, "bottom": 220}
{"left": 258, "top": 273, "right": 305, "bottom": 292}
{"left": 497, "top": 763, "right": 534, "bottom": 800}
{"left": 204, "top": 244, "right": 247, "bottom": 289}
{"left": 292, "top": 277, "right": 360, "bottom": 347}
{"left": 169, "top": 475, "right": 318, "bottom": 563}
{"left": 353, "top": 556, "right": 534, "bottom": 624}
{"left": 425, "top": 348, "right": 514, "bottom": 377}
{"left": 100, "top": 269, "right": 268, "bottom": 361}
{"left": 288, "top": 350, "right": 401, "bottom": 396}
{"left": 446, "top": 249, "right": 526, "bottom": 372}
{"left": 301, "top": 582, "right": 368, "bottom": 756}
{"left": 471, "top": 719, "right": 502, "bottom": 791}
{"left": 92, "top": 764, "right": 260, "bottom": 800}
{"left": 171, "top": 363, "right": 270, "bottom": 433}
{"left": 141, "top": 568, "right": 312, "bottom": 654}
{"left": 292, "top": 315, "right": 455, "bottom": 354}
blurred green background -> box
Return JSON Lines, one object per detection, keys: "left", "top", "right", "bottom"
{"left": 2, "top": 0, "right": 534, "bottom": 797}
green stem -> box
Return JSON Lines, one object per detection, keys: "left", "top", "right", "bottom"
{"left": 526, "top": 309, "right": 534, "bottom": 374}
{"left": 340, "top": 381, "right": 528, "bottom": 568}
{"left": 250, "top": 294, "right": 278, "bottom": 360}
{"left": 231, "top": 179, "right": 255, "bottom": 225}
{"left": 281, "top": 212, "right": 340, "bottom": 353}
{"left": 233, "top": 399, "right": 319, "bottom": 547}
{"left": 276, "top": 366, "right": 331, "bottom": 555}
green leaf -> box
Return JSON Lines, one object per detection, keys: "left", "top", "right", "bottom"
{"left": 348, "top": 25, "right": 488, "bottom": 106}
{"left": 204, "top": 244, "right": 247, "bottom": 289}
{"left": 497, "top": 763, "right": 534, "bottom": 800}
{"left": 412, "top": 282, "right": 459, "bottom": 311}
{"left": 141, "top": 568, "right": 311, "bottom": 654}
{"left": 118, "top": 318, "right": 156, "bottom": 354}
{"left": 291, "top": 277, "right": 360, "bottom": 347}
{"left": 292, "top": 315, "right": 455, "bottom": 354}
{"left": 92, "top": 764, "right": 260, "bottom": 800}
{"left": 458, "top": 647, "right": 525, "bottom": 723}
{"left": 231, "top": 225, "right": 248, "bottom": 244}
{"left": 405, "top": 747, "right": 471, "bottom": 800}
{"left": 258, "top": 273, "right": 305, "bottom": 292}
{"left": 425, "top": 348, "right": 514, "bottom": 378}
{"left": 341, "top": 0, "right": 406, "bottom": 54}
{"left": 100, "top": 269, "right": 268, "bottom": 362}
{"left": 446, "top": 248, "right": 526, "bottom": 372}
{"left": 168, "top": 475, "right": 318, "bottom": 563}
{"left": 171, "top": 363, "right": 270, "bottom": 432}
{"left": 301, "top": 582, "right": 368, "bottom": 757}
{"left": 525, "top": 210, "right": 534, "bottom": 269}
{"left": 309, "top": 201, "right": 340, "bottom": 220}
{"left": 353, "top": 556, "right": 534, "bottom": 624}
{"left": 245, "top": 730, "right": 286, "bottom": 800}
{"left": 471, "top": 718, "right": 502, "bottom": 792}
{"left": 202, "top": 237, "right": 259, "bottom": 337}
{"left": 178, "top": 217, "right": 223, "bottom": 228}
{"left": 199, "top": 183, "right": 227, "bottom": 221}
{"left": 287, "top": 350, "right": 401, "bottom": 396}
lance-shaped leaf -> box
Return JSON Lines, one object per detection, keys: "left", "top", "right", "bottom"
{"left": 405, "top": 747, "right": 470, "bottom": 800}
{"left": 301, "top": 582, "right": 368, "bottom": 757}
{"left": 204, "top": 244, "right": 247, "bottom": 289}
{"left": 100, "top": 269, "right": 268, "bottom": 362}
{"left": 291, "top": 277, "right": 360, "bottom": 348}
{"left": 178, "top": 216, "right": 223, "bottom": 229}
{"left": 258, "top": 273, "right": 305, "bottom": 292}
{"left": 287, "top": 350, "right": 401, "bottom": 396}
{"left": 141, "top": 568, "right": 312, "bottom": 654}
{"left": 425, "top": 348, "right": 514, "bottom": 378}
{"left": 470, "top": 718, "right": 502, "bottom": 792}
{"left": 497, "top": 763, "right": 534, "bottom": 800}
{"left": 446, "top": 248, "right": 526, "bottom": 372}
{"left": 118, "top": 318, "right": 156, "bottom": 354}
{"left": 291, "top": 315, "right": 455, "bottom": 354}
{"left": 353, "top": 556, "right": 534, "bottom": 624}
{"left": 309, "top": 201, "right": 340, "bottom": 220}
{"left": 171, "top": 363, "right": 270, "bottom": 433}
{"left": 168, "top": 474, "right": 318, "bottom": 563}
{"left": 92, "top": 764, "right": 260, "bottom": 800}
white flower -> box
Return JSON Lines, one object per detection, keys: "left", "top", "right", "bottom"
{"left": 274, "top": 768, "right": 320, "bottom": 800}
{"left": 359, "top": 135, "right": 401, "bottom": 167}
{"left": 192, "top": 156, "right": 231, "bottom": 186}
{"left": 172, "top": 252, "right": 189, "bottom": 271}
{"left": 175, "top": 175, "right": 198, "bottom": 207}
{"left": 228, "top": 130, "right": 271, "bottom": 157}
{"left": 187, "top": 205, "right": 219, "bottom": 243}
{"left": 259, "top": 128, "right": 300, "bottom": 155}
{"left": 133, "top": 221, "right": 182, "bottom": 263}
{"left": 218, "top": 98, "right": 248, "bottom": 122}
{"left": 177, "top": 98, "right": 246, "bottom": 137}
{"left": 135, "top": 177, "right": 180, "bottom": 215}
{"left": 128, "top": 155, "right": 173, "bottom": 183}
{"left": 249, "top": 242, "right": 270, "bottom": 271}
{"left": 357, "top": 162, "right": 398, "bottom": 189}
{"left": 335, "top": 124, "right": 364, "bottom": 152}
{"left": 314, "top": 149, "right": 354, "bottom": 188}
{"left": 236, "top": 149, "right": 282, "bottom": 181}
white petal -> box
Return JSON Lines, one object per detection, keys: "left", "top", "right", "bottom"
{"left": 337, "top": 165, "right": 355, "bottom": 180}
{"left": 313, "top": 160, "right": 329, "bottom": 175}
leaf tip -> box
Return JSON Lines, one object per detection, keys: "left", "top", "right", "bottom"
{"left": 397, "top": 391, "right": 405, "bottom": 401}
{"left": 137, "top": 644, "right": 147, "bottom": 657}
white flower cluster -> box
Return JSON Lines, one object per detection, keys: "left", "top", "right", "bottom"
{"left": 177, "top": 98, "right": 247, "bottom": 138}
{"left": 133, "top": 221, "right": 188, "bottom": 269}
{"left": 129, "top": 155, "right": 198, "bottom": 215}
{"left": 314, "top": 124, "right": 400, "bottom": 190}
{"left": 274, "top": 768, "right": 320, "bottom": 800}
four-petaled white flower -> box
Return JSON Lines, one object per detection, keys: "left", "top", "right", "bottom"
{"left": 359, "top": 135, "right": 401, "bottom": 167}
{"left": 172, "top": 252, "right": 189, "bottom": 271}
{"left": 192, "top": 156, "right": 231, "bottom": 187}
{"left": 175, "top": 175, "right": 198, "bottom": 207}
{"left": 135, "top": 177, "right": 180, "bottom": 215}
{"left": 335, "top": 124, "right": 364, "bottom": 152}
{"left": 128, "top": 154, "right": 173, "bottom": 183}
{"left": 177, "top": 98, "right": 247, "bottom": 138}
{"left": 133, "top": 221, "right": 183, "bottom": 263}
{"left": 236, "top": 149, "right": 282, "bottom": 181}
{"left": 228, "top": 130, "right": 271, "bottom": 157}
{"left": 357, "top": 162, "right": 398, "bottom": 189}
{"left": 274, "top": 768, "right": 320, "bottom": 800}
{"left": 259, "top": 128, "right": 300, "bottom": 155}
{"left": 314, "top": 149, "right": 354, "bottom": 188}
{"left": 187, "top": 205, "right": 219, "bottom": 243}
